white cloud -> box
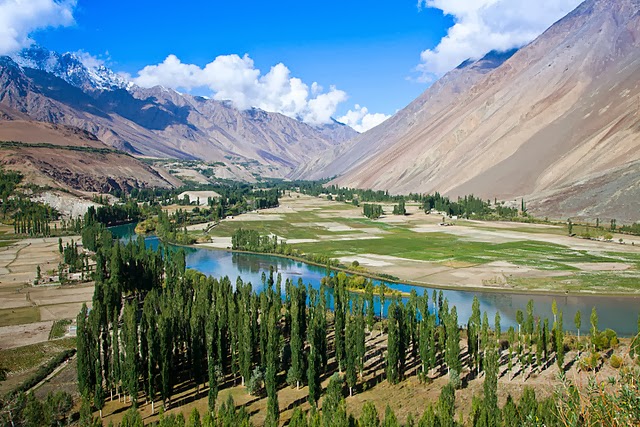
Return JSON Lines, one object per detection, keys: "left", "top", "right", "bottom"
{"left": 74, "top": 50, "right": 108, "bottom": 69}
{"left": 0, "top": 0, "right": 76, "bottom": 55}
{"left": 338, "top": 104, "right": 391, "bottom": 133}
{"left": 416, "top": 0, "right": 582, "bottom": 81}
{"left": 133, "top": 53, "right": 350, "bottom": 125}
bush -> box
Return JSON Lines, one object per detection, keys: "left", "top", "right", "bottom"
{"left": 593, "top": 329, "right": 618, "bottom": 351}
{"left": 579, "top": 352, "right": 600, "bottom": 372}
{"left": 246, "top": 367, "right": 264, "bottom": 396}
{"left": 610, "top": 354, "right": 623, "bottom": 369}
{"left": 449, "top": 369, "right": 462, "bottom": 390}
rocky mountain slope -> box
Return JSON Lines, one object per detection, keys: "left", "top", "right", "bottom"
{"left": 0, "top": 115, "right": 180, "bottom": 193}
{"left": 322, "top": 0, "right": 640, "bottom": 222}
{"left": 292, "top": 49, "right": 518, "bottom": 180}
{"left": 0, "top": 47, "right": 357, "bottom": 178}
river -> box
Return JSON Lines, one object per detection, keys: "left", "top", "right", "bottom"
{"left": 111, "top": 223, "right": 640, "bottom": 336}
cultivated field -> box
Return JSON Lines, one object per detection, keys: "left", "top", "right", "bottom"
{"left": 0, "top": 227, "right": 91, "bottom": 395}
{"left": 199, "top": 193, "right": 640, "bottom": 294}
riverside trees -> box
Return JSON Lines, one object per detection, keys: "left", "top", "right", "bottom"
{"left": 77, "top": 223, "right": 627, "bottom": 426}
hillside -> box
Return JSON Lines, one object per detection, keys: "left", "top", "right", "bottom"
{"left": 323, "top": 0, "right": 640, "bottom": 222}
{"left": 0, "top": 118, "right": 180, "bottom": 193}
{"left": 0, "top": 47, "right": 358, "bottom": 178}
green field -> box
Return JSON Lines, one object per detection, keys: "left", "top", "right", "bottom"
{"left": 0, "top": 306, "right": 40, "bottom": 327}
{"left": 198, "top": 195, "right": 640, "bottom": 294}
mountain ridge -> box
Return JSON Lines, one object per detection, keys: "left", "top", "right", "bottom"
{"left": 323, "top": 0, "right": 640, "bottom": 222}
{"left": 0, "top": 47, "right": 358, "bottom": 178}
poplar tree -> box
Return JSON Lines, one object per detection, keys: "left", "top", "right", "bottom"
{"left": 287, "top": 282, "right": 306, "bottom": 389}
{"left": 307, "top": 288, "right": 322, "bottom": 407}
{"left": 483, "top": 346, "right": 500, "bottom": 426}
{"left": 359, "top": 402, "right": 380, "bottom": 427}
{"left": 574, "top": 310, "right": 582, "bottom": 340}
{"left": 354, "top": 297, "right": 366, "bottom": 378}
{"left": 238, "top": 282, "right": 253, "bottom": 387}
{"left": 445, "top": 307, "right": 461, "bottom": 378}
{"left": 334, "top": 275, "right": 347, "bottom": 372}
{"left": 386, "top": 300, "right": 400, "bottom": 384}
{"left": 122, "top": 301, "right": 139, "bottom": 405}
{"left": 468, "top": 297, "right": 481, "bottom": 375}
{"left": 556, "top": 311, "right": 565, "bottom": 371}
{"left": 76, "top": 303, "right": 90, "bottom": 398}
{"left": 437, "top": 383, "right": 455, "bottom": 427}
{"left": 345, "top": 311, "right": 358, "bottom": 396}
{"left": 265, "top": 306, "right": 280, "bottom": 427}
{"left": 365, "top": 281, "right": 375, "bottom": 334}
{"left": 419, "top": 300, "right": 432, "bottom": 374}
{"left": 507, "top": 326, "right": 515, "bottom": 380}
{"left": 590, "top": 307, "right": 599, "bottom": 351}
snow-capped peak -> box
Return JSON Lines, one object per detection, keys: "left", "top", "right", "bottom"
{"left": 10, "top": 45, "right": 129, "bottom": 92}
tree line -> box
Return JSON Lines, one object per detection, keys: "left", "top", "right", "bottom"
{"left": 74, "top": 221, "right": 639, "bottom": 426}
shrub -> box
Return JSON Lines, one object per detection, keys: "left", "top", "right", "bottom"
{"left": 610, "top": 354, "right": 623, "bottom": 369}
{"left": 593, "top": 329, "right": 618, "bottom": 351}
{"left": 579, "top": 352, "right": 600, "bottom": 372}
{"left": 449, "top": 369, "right": 462, "bottom": 390}
{"left": 246, "top": 367, "right": 264, "bottom": 396}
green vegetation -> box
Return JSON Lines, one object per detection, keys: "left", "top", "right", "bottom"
{"left": 363, "top": 203, "right": 383, "bottom": 219}
{"left": 60, "top": 215, "right": 640, "bottom": 426}
{"left": 48, "top": 319, "right": 72, "bottom": 340}
{"left": 4, "top": 348, "right": 75, "bottom": 399}
{"left": 0, "top": 390, "right": 74, "bottom": 426}
{"left": 0, "top": 307, "right": 40, "bottom": 327}
{"left": 0, "top": 140, "right": 123, "bottom": 155}
{"left": 0, "top": 338, "right": 76, "bottom": 375}
{"left": 292, "top": 229, "right": 638, "bottom": 271}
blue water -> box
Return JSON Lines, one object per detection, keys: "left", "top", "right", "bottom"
{"left": 111, "top": 224, "right": 640, "bottom": 336}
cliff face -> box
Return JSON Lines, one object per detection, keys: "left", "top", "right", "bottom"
{"left": 323, "top": 0, "right": 640, "bottom": 221}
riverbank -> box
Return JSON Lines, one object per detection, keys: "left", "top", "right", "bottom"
{"left": 190, "top": 193, "right": 640, "bottom": 296}
{"left": 185, "top": 243, "right": 640, "bottom": 298}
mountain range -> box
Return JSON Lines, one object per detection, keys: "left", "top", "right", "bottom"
{"left": 313, "top": 0, "right": 640, "bottom": 222}
{"left": 0, "top": 0, "right": 638, "bottom": 221}
{"left": 0, "top": 47, "right": 357, "bottom": 179}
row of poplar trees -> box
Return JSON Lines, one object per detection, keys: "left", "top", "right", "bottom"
{"left": 77, "top": 223, "right": 576, "bottom": 426}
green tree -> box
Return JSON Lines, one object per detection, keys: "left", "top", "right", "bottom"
{"left": 437, "top": 383, "right": 456, "bottom": 427}
{"left": 322, "top": 373, "right": 348, "bottom": 427}
{"left": 590, "top": 307, "right": 599, "bottom": 351}
{"left": 494, "top": 311, "right": 501, "bottom": 346}
{"left": 359, "top": 402, "right": 381, "bottom": 427}
{"left": 386, "top": 300, "right": 401, "bottom": 384}
{"left": 288, "top": 282, "right": 306, "bottom": 389}
{"left": 483, "top": 347, "right": 500, "bottom": 426}
{"left": 445, "top": 307, "right": 461, "bottom": 379}
{"left": 265, "top": 306, "right": 280, "bottom": 427}
{"left": 556, "top": 311, "right": 565, "bottom": 371}
{"left": 383, "top": 405, "right": 400, "bottom": 427}
{"left": 345, "top": 310, "right": 358, "bottom": 396}
{"left": 122, "top": 301, "right": 139, "bottom": 405}
{"left": 365, "top": 281, "right": 375, "bottom": 334}
{"left": 290, "top": 407, "right": 309, "bottom": 427}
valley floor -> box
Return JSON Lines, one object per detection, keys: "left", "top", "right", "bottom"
{"left": 0, "top": 228, "right": 91, "bottom": 396}
{"left": 195, "top": 193, "right": 640, "bottom": 295}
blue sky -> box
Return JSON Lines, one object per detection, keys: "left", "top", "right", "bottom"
{"left": 1, "top": 0, "right": 583, "bottom": 131}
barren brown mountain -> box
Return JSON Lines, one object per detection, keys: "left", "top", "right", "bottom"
{"left": 0, "top": 49, "right": 357, "bottom": 178}
{"left": 0, "top": 116, "right": 180, "bottom": 193}
{"left": 319, "top": 0, "right": 640, "bottom": 222}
